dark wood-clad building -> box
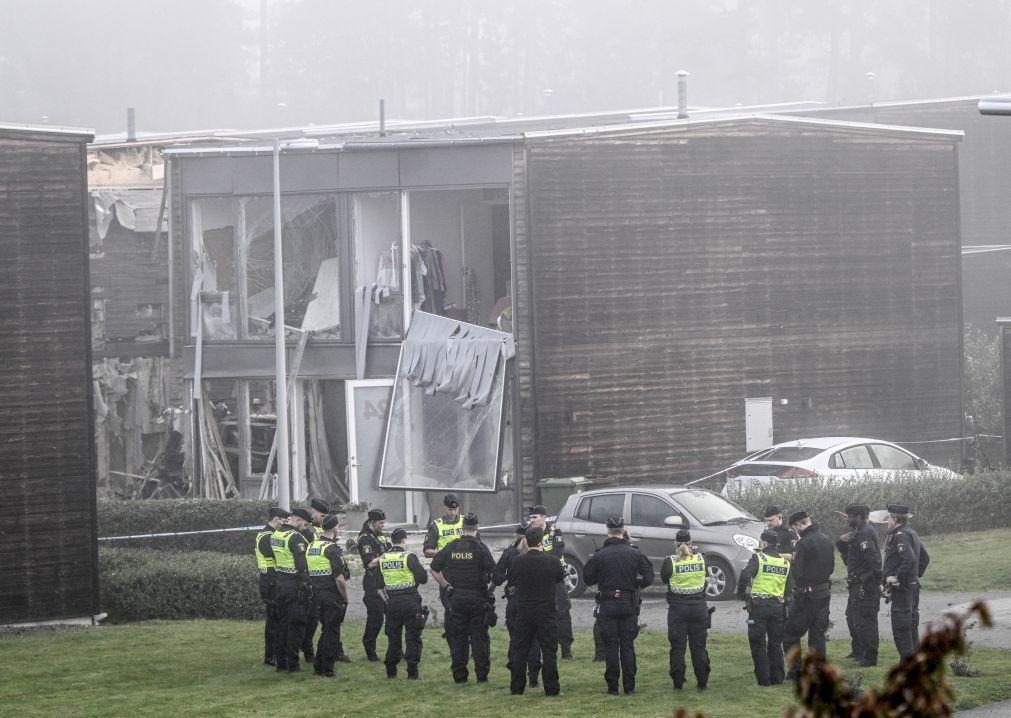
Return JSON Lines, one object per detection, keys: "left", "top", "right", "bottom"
{"left": 0, "top": 122, "right": 98, "bottom": 624}
{"left": 167, "top": 113, "right": 963, "bottom": 521}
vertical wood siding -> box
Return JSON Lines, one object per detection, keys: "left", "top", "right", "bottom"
{"left": 526, "top": 123, "right": 963, "bottom": 483}
{"left": 0, "top": 131, "right": 97, "bottom": 622}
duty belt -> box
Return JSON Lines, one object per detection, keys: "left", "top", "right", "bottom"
{"left": 798, "top": 581, "right": 831, "bottom": 593}
{"left": 275, "top": 566, "right": 298, "bottom": 574}
{"left": 598, "top": 589, "right": 633, "bottom": 600}
{"left": 750, "top": 593, "right": 785, "bottom": 602}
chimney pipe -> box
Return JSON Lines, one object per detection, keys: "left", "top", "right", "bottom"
{"left": 127, "top": 107, "right": 136, "bottom": 142}
{"left": 676, "top": 71, "right": 690, "bottom": 119}
{"left": 379, "top": 99, "right": 386, "bottom": 136}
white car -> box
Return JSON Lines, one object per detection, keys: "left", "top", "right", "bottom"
{"left": 719, "top": 436, "right": 959, "bottom": 495}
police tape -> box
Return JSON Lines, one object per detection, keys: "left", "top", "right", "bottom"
{"left": 97, "top": 520, "right": 525, "bottom": 542}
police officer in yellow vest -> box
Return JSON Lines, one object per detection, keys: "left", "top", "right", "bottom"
{"left": 307, "top": 514, "right": 350, "bottom": 677}
{"left": 528, "top": 505, "right": 574, "bottom": 659}
{"left": 379, "top": 528, "right": 429, "bottom": 679}
{"left": 424, "top": 494, "right": 464, "bottom": 648}
{"left": 737, "top": 530, "right": 794, "bottom": 686}
{"left": 301, "top": 498, "right": 330, "bottom": 662}
{"left": 271, "top": 508, "right": 311, "bottom": 672}
{"left": 660, "top": 529, "right": 711, "bottom": 691}
{"left": 255, "top": 506, "right": 289, "bottom": 666}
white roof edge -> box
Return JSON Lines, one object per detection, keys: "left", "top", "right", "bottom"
{"left": 0, "top": 121, "right": 94, "bottom": 137}
{"left": 788, "top": 94, "right": 1001, "bottom": 114}
{"left": 521, "top": 113, "right": 965, "bottom": 141}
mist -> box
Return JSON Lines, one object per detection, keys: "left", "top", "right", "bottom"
{"left": 1, "top": 0, "right": 1010, "bottom": 133}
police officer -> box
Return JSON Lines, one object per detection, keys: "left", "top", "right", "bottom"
{"left": 307, "top": 514, "right": 350, "bottom": 677}
{"left": 378, "top": 528, "right": 428, "bottom": 680}
{"left": 882, "top": 503, "right": 930, "bottom": 661}
{"left": 358, "top": 508, "right": 391, "bottom": 661}
{"left": 255, "top": 506, "right": 288, "bottom": 666}
{"left": 506, "top": 525, "right": 564, "bottom": 696}
{"left": 493, "top": 522, "right": 542, "bottom": 689}
{"left": 835, "top": 503, "right": 882, "bottom": 666}
{"left": 763, "top": 505, "right": 798, "bottom": 560}
{"left": 301, "top": 498, "right": 330, "bottom": 662}
{"left": 783, "top": 510, "right": 835, "bottom": 678}
{"left": 430, "top": 512, "right": 496, "bottom": 684}
{"left": 270, "top": 508, "right": 311, "bottom": 672}
{"left": 528, "top": 505, "right": 574, "bottom": 659}
{"left": 661, "top": 529, "right": 711, "bottom": 692}
{"left": 424, "top": 493, "right": 465, "bottom": 648}
{"left": 738, "top": 530, "right": 793, "bottom": 686}
{"left": 583, "top": 516, "right": 654, "bottom": 695}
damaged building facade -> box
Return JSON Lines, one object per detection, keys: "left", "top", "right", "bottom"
{"left": 162, "top": 112, "right": 964, "bottom": 525}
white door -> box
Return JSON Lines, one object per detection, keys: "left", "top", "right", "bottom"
{"left": 345, "top": 379, "right": 411, "bottom": 523}
{"left": 745, "top": 397, "right": 774, "bottom": 452}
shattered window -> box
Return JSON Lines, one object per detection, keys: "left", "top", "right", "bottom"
{"left": 190, "top": 198, "right": 239, "bottom": 339}
{"left": 379, "top": 313, "right": 512, "bottom": 493}
{"left": 91, "top": 288, "right": 106, "bottom": 352}
{"left": 197, "top": 379, "right": 241, "bottom": 499}
{"left": 352, "top": 192, "right": 403, "bottom": 340}
{"left": 241, "top": 195, "right": 341, "bottom": 340}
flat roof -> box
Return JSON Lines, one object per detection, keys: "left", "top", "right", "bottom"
{"left": 0, "top": 121, "right": 94, "bottom": 141}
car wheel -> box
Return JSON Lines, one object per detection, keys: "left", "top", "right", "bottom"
{"left": 704, "top": 556, "right": 737, "bottom": 600}
{"left": 563, "top": 555, "right": 586, "bottom": 598}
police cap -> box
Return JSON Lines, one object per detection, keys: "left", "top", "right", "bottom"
{"left": 605, "top": 515, "right": 624, "bottom": 529}
{"left": 760, "top": 530, "right": 779, "bottom": 546}
{"left": 528, "top": 504, "right": 549, "bottom": 516}
{"left": 309, "top": 497, "right": 330, "bottom": 514}
{"left": 764, "top": 505, "right": 784, "bottom": 518}
{"left": 462, "top": 512, "right": 479, "bottom": 527}
{"left": 291, "top": 508, "right": 312, "bottom": 522}
{"left": 443, "top": 493, "right": 460, "bottom": 508}
{"left": 368, "top": 509, "right": 387, "bottom": 522}
{"left": 269, "top": 506, "right": 290, "bottom": 519}
{"left": 321, "top": 514, "right": 340, "bottom": 532}
{"left": 675, "top": 529, "right": 692, "bottom": 543}
{"left": 845, "top": 503, "right": 870, "bottom": 517}
{"left": 788, "top": 510, "right": 809, "bottom": 526}
{"left": 886, "top": 503, "right": 912, "bottom": 517}
{"left": 390, "top": 528, "right": 409, "bottom": 543}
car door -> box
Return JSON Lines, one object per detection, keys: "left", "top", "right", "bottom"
{"left": 867, "top": 443, "right": 921, "bottom": 480}
{"left": 567, "top": 491, "right": 628, "bottom": 561}
{"left": 826, "top": 443, "right": 877, "bottom": 481}
{"left": 628, "top": 492, "right": 684, "bottom": 574}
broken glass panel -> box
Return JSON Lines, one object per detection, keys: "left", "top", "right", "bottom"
{"left": 190, "top": 198, "right": 239, "bottom": 339}
{"left": 352, "top": 192, "right": 403, "bottom": 340}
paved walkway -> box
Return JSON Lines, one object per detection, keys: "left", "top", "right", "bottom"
{"left": 954, "top": 699, "right": 1011, "bottom": 717}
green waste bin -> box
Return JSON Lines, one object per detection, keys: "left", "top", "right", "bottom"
{"left": 536, "top": 476, "right": 592, "bottom": 517}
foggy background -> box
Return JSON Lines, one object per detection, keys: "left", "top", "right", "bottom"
{"left": 2, "top": 0, "right": 1010, "bottom": 134}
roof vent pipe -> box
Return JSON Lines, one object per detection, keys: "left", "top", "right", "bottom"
{"left": 676, "top": 71, "right": 689, "bottom": 119}
{"left": 379, "top": 99, "right": 386, "bottom": 136}
{"left": 127, "top": 107, "right": 136, "bottom": 142}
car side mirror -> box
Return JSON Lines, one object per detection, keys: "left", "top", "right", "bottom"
{"left": 914, "top": 458, "right": 927, "bottom": 470}
{"left": 663, "top": 516, "right": 684, "bottom": 528}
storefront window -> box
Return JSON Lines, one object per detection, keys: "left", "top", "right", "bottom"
{"left": 353, "top": 192, "right": 404, "bottom": 340}
{"left": 190, "top": 198, "right": 239, "bottom": 339}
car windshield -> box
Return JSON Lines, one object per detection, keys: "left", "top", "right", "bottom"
{"left": 756, "top": 446, "right": 823, "bottom": 462}
{"left": 671, "top": 490, "right": 755, "bottom": 526}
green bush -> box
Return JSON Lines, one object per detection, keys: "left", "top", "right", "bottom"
{"left": 730, "top": 471, "right": 1011, "bottom": 539}
{"left": 99, "top": 547, "right": 262, "bottom": 622}
{"left": 98, "top": 499, "right": 275, "bottom": 554}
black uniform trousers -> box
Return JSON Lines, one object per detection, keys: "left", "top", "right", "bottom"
{"left": 784, "top": 589, "right": 831, "bottom": 672}
{"left": 598, "top": 597, "right": 639, "bottom": 693}
{"left": 438, "top": 585, "right": 453, "bottom": 648}
{"left": 362, "top": 589, "right": 385, "bottom": 656}
{"left": 311, "top": 588, "right": 346, "bottom": 674}
{"left": 258, "top": 573, "right": 282, "bottom": 663}
{"left": 890, "top": 583, "right": 921, "bottom": 661}
{"left": 667, "top": 599, "right": 711, "bottom": 689}
{"left": 384, "top": 591, "right": 423, "bottom": 677}
{"left": 509, "top": 608, "right": 559, "bottom": 695}
{"left": 555, "top": 584, "right": 574, "bottom": 656}
{"left": 446, "top": 590, "right": 491, "bottom": 683}
{"left": 505, "top": 597, "right": 541, "bottom": 684}
{"left": 747, "top": 600, "right": 787, "bottom": 686}
{"left": 845, "top": 582, "right": 880, "bottom": 664}
{"left": 302, "top": 597, "right": 319, "bottom": 658}
{"left": 274, "top": 577, "right": 308, "bottom": 671}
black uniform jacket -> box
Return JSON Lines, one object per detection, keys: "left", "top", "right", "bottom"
{"left": 792, "top": 524, "right": 835, "bottom": 591}
{"left": 430, "top": 534, "right": 495, "bottom": 592}
{"left": 883, "top": 524, "right": 930, "bottom": 586}
{"left": 583, "top": 536, "right": 655, "bottom": 594}
{"left": 509, "top": 549, "right": 564, "bottom": 612}
{"left": 357, "top": 525, "right": 390, "bottom": 592}
{"left": 836, "top": 523, "right": 882, "bottom": 585}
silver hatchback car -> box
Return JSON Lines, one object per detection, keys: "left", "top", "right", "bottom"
{"left": 554, "top": 486, "right": 764, "bottom": 600}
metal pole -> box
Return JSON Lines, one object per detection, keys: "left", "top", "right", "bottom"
{"left": 273, "top": 139, "right": 291, "bottom": 511}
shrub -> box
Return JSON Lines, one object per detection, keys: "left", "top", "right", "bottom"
{"left": 98, "top": 499, "right": 275, "bottom": 554}
{"left": 99, "top": 547, "right": 262, "bottom": 622}
{"left": 730, "top": 471, "right": 1011, "bottom": 538}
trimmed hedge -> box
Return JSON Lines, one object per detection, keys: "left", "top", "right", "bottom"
{"left": 730, "top": 471, "right": 1011, "bottom": 539}
{"left": 99, "top": 547, "right": 262, "bottom": 622}
{"left": 98, "top": 499, "right": 275, "bottom": 554}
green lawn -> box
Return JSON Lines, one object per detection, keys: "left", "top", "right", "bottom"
{"left": 2, "top": 620, "right": 1009, "bottom": 718}
{"left": 829, "top": 527, "right": 1011, "bottom": 593}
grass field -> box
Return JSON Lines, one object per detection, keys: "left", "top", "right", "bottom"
{"left": 2, "top": 620, "right": 1010, "bottom": 718}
